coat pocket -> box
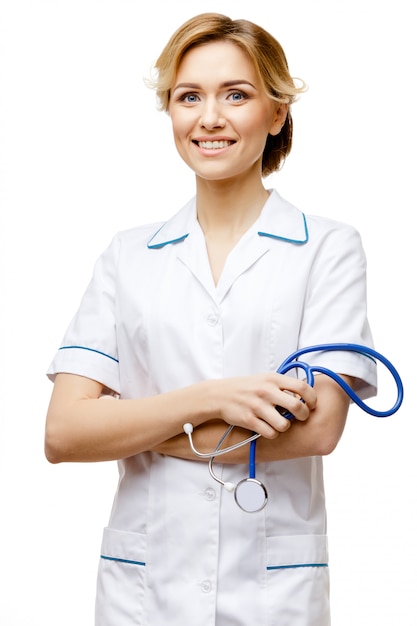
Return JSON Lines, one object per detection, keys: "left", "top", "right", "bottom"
{"left": 266, "top": 534, "right": 330, "bottom": 626}
{"left": 95, "top": 527, "right": 147, "bottom": 626}
{"left": 266, "top": 533, "right": 328, "bottom": 570}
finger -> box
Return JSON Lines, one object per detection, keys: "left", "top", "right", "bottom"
{"left": 273, "top": 389, "right": 312, "bottom": 422}
{"left": 275, "top": 403, "right": 295, "bottom": 420}
{"left": 249, "top": 404, "right": 293, "bottom": 438}
{"left": 271, "top": 409, "right": 293, "bottom": 432}
{"left": 282, "top": 394, "right": 310, "bottom": 422}
{"left": 273, "top": 375, "right": 316, "bottom": 406}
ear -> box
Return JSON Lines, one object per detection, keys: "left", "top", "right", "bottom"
{"left": 269, "top": 103, "right": 288, "bottom": 136}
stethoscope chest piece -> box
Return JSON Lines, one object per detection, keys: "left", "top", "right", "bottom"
{"left": 234, "top": 478, "right": 268, "bottom": 513}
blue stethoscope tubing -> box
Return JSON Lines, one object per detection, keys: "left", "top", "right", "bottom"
{"left": 277, "top": 342, "right": 403, "bottom": 417}
{"left": 184, "top": 342, "right": 404, "bottom": 512}
{"left": 247, "top": 342, "right": 404, "bottom": 481}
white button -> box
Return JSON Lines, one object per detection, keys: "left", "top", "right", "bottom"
{"left": 206, "top": 313, "right": 219, "bottom": 326}
{"left": 204, "top": 488, "right": 216, "bottom": 501}
{"left": 201, "top": 580, "right": 212, "bottom": 593}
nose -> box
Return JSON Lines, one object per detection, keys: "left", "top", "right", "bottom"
{"left": 199, "top": 97, "right": 225, "bottom": 130}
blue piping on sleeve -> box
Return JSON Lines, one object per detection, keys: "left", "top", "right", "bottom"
{"left": 58, "top": 345, "right": 119, "bottom": 363}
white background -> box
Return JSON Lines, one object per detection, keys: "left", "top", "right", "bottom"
{"left": 0, "top": 0, "right": 415, "bottom": 624}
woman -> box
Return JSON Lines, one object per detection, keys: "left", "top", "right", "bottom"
{"left": 45, "top": 13, "right": 377, "bottom": 625}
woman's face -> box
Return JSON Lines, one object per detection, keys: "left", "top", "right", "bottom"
{"left": 169, "top": 40, "right": 286, "bottom": 182}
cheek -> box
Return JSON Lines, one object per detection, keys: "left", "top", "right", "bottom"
{"left": 258, "top": 108, "right": 278, "bottom": 135}
{"left": 169, "top": 114, "right": 181, "bottom": 140}
{"left": 245, "top": 114, "right": 270, "bottom": 145}
{"left": 169, "top": 114, "right": 193, "bottom": 162}
{"left": 170, "top": 110, "right": 194, "bottom": 140}
{"left": 238, "top": 107, "right": 276, "bottom": 140}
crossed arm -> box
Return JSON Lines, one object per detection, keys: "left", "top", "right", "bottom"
{"left": 45, "top": 371, "right": 353, "bottom": 465}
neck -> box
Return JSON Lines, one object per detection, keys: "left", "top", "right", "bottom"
{"left": 195, "top": 174, "right": 270, "bottom": 237}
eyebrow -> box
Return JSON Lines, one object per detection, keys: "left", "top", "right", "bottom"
{"left": 172, "top": 79, "right": 257, "bottom": 93}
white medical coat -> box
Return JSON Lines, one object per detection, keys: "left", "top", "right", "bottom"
{"left": 48, "top": 190, "right": 377, "bottom": 626}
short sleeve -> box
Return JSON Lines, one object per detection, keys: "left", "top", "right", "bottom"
{"left": 299, "top": 221, "right": 377, "bottom": 400}
{"left": 47, "top": 234, "right": 121, "bottom": 394}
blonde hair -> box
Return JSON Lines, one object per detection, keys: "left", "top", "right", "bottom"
{"left": 148, "top": 13, "right": 307, "bottom": 175}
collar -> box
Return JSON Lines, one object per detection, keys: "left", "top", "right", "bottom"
{"left": 147, "top": 189, "right": 308, "bottom": 249}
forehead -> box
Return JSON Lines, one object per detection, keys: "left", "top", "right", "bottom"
{"left": 176, "top": 40, "right": 259, "bottom": 84}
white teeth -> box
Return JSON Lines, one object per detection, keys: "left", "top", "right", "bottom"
{"left": 198, "top": 140, "right": 232, "bottom": 149}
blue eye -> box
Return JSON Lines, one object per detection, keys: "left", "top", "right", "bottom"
{"left": 228, "top": 91, "right": 247, "bottom": 102}
{"left": 180, "top": 93, "right": 199, "bottom": 103}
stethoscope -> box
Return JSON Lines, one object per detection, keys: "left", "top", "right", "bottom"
{"left": 183, "top": 343, "right": 404, "bottom": 513}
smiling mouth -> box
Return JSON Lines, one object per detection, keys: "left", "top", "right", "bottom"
{"left": 194, "top": 140, "right": 234, "bottom": 149}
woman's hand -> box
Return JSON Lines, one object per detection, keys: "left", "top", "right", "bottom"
{"left": 208, "top": 373, "right": 316, "bottom": 438}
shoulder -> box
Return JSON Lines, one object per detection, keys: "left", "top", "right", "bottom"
{"left": 306, "top": 212, "right": 362, "bottom": 250}
{"left": 304, "top": 213, "right": 365, "bottom": 261}
{"left": 110, "top": 196, "right": 197, "bottom": 252}
{"left": 112, "top": 221, "right": 166, "bottom": 247}
{"left": 305, "top": 212, "right": 360, "bottom": 238}
{"left": 262, "top": 189, "right": 362, "bottom": 248}
{"left": 94, "top": 222, "right": 167, "bottom": 272}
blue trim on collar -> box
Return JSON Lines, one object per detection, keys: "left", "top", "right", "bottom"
{"left": 258, "top": 212, "right": 309, "bottom": 245}
{"left": 101, "top": 555, "right": 146, "bottom": 566}
{"left": 147, "top": 224, "right": 189, "bottom": 249}
{"left": 145, "top": 192, "right": 308, "bottom": 249}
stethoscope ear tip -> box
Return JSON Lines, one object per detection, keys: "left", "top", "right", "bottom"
{"left": 223, "top": 482, "right": 235, "bottom": 493}
{"left": 183, "top": 423, "right": 194, "bottom": 435}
